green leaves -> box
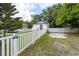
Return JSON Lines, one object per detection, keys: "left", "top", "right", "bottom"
{"left": 0, "top": 3, "right": 23, "bottom": 36}
{"left": 24, "top": 21, "right": 33, "bottom": 29}
{"left": 55, "top": 3, "right": 79, "bottom": 28}
{"left": 31, "top": 4, "right": 61, "bottom": 28}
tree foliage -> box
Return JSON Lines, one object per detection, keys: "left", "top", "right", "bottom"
{"left": 56, "top": 3, "right": 79, "bottom": 28}
{"left": 31, "top": 4, "right": 62, "bottom": 28}
{"left": 31, "top": 14, "right": 43, "bottom": 24}
{"left": 0, "top": 3, "right": 23, "bottom": 36}
{"left": 32, "top": 3, "right": 79, "bottom": 28}
{"left": 25, "top": 21, "right": 33, "bottom": 29}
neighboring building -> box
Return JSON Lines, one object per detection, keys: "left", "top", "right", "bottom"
{"left": 32, "top": 21, "right": 48, "bottom": 30}
{"left": 37, "top": 21, "right": 48, "bottom": 30}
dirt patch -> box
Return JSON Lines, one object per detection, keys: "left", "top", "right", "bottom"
{"left": 49, "top": 33, "right": 68, "bottom": 38}
{"left": 53, "top": 42, "right": 69, "bottom": 51}
{"left": 72, "top": 44, "right": 79, "bottom": 49}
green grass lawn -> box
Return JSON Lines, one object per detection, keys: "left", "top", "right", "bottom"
{"left": 18, "top": 33, "right": 79, "bottom": 56}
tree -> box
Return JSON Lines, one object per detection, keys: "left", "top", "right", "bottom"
{"left": 42, "top": 4, "right": 62, "bottom": 28}
{"left": 31, "top": 3, "right": 79, "bottom": 28}
{"left": 8, "top": 17, "right": 23, "bottom": 32}
{"left": 31, "top": 14, "right": 43, "bottom": 24}
{"left": 56, "top": 3, "right": 79, "bottom": 28}
{"left": 0, "top": 3, "right": 23, "bottom": 37}
{"left": 31, "top": 4, "right": 62, "bottom": 28}
{"left": 25, "top": 21, "right": 33, "bottom": 29}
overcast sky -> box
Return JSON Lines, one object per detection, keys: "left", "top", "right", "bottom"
{"left": 13, "top": 3, "right": 55, "bottom": 21}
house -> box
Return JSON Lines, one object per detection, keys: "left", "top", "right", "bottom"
{"left": 32, "top": 21, "right": 48, "bottom": 30}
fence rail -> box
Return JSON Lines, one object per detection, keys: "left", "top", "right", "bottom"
{"left": 0, "top": 28, "right": 46, "bottom": 56}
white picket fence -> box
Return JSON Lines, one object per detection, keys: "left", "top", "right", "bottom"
{"left": 0, "top": 28, "right": 47, "bottom": 56}
{"left": 48, "top": 28, "right": 79, "bottom": 33}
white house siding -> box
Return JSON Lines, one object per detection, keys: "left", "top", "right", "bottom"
{"left": 32, "top": 24, "right": 48, "bottom": 30}
{"left": 43, "top": 24, "right": 48, "bottom": 30}
{"left": 32, "top": 24, "right": 40, "bottom": 30}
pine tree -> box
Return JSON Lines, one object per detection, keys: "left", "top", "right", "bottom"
{"left": 0, "top": 3, "right": 23, "bottom": 37}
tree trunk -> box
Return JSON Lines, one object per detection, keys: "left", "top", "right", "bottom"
{"left": 3, "top": 29, "right": 6, "bottom": 37}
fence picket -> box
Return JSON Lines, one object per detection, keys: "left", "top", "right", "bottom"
{"left": 6, "top": 38, "right": 9, "bottom": 56}
{"left": 11, "top": 38, "right": 13, "bottom": 56}
{"left": 2, "top": 39, "right": 5, "bottom": 56}
{"left": 20, "top": 36, "right": 21, "bottom": 51}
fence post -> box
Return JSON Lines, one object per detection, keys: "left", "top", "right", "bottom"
{"left": 12, "top": 34, "right": 19, "bottom": 56}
